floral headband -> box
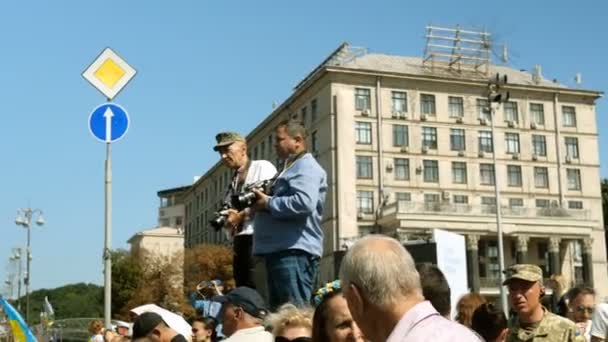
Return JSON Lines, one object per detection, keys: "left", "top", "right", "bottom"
{"left": 313, "top": 280, "right": 341, "bottom": 306}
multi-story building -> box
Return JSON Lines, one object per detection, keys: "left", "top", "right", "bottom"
{"left": 128, "top": 186, "right": 189, "bottom": 258}
{"left": 184, "top": 42, "right": 607, "bottom": 298}
{"left": 157, "top": 186, "right": 189, "bottom": 229}
{"left": 128, "top": 226, "right": 185, "bottom": 259}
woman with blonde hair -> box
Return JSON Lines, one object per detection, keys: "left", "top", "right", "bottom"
{"left": 88, "top": 319, "right": 105, "bottom": 342}
{"left": 455, "top": 293, "right": 487, "bottom": 328}
{"left": 266, "top": 303, "right": 314, "bottom": 342}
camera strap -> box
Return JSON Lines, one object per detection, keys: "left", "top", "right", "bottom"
{"left": 230, "top": 159, "right": 252, "bottom": 194}
{"left": 277, "top": 151, "right": 307, "bottom": 179}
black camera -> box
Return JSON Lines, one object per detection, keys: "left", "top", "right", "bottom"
{"left": 209, "top": 204, "right": 231, "bottom": 231}
{"left": 231, "top": 178, "right": 276, "bottom": 211}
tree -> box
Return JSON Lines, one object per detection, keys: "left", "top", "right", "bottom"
{"left": 111, "top": 249, "right": 143, "bottom": 317}
{"left": 183, "top": 244, "right": 233, "bottom": 295}
{"left": 110, "top": 244, "right": 233, "bottom": 320}
{"left": 21, "top": 283, "right": 103, "bottom": 324}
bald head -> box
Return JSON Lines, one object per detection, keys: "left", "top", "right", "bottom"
{"left": 339, "top": 235, "right": 422, "bottom": 308}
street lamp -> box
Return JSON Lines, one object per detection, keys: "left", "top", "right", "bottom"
{"left": 487, "top": 73, "right": 510, "bottom": 316}
{"left": 9, "top": 248, "right": 23, "bottom": 312}
{"left": 15, "top": 208, "right": 44, "bottom": 324}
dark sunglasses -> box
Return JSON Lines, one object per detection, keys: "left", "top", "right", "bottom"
{"left": 275, "top": 337, "right": 312, "bottom": 342}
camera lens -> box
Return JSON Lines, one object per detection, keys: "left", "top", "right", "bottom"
{"left": 209, "top": 215, "right": 226, "bottom": 231}
{"left": 231, "top": 192, "right": 257, "bottom": 211}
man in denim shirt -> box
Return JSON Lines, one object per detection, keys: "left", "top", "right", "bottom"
{"left": 252, "top": 119, "right": 327, "bottom": 309}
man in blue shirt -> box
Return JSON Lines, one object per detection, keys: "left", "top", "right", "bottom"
{"left": 252, "top": 119, "right": 327, "bottom": 309}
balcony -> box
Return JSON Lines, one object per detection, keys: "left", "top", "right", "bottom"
{"left": 382, "top": 201, "right": 590, "bottom": 220}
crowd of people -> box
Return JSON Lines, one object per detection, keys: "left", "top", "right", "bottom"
{"left": 91, "top": 234, "right": 608, "bottom": 342}
{"left": 87, "top": 120, "right": 607, "bottom": 342}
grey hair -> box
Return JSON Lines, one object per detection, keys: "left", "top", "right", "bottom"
{"left": 277, "top": 119, "right": 307, "bottom": 140}
{"left": 339, "top": 235, "right": 421, "bottom": 308}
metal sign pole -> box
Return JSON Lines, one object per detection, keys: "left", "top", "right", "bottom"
{"left": 104, "top": 141, "right": 112, "bottom": 329}
{"left": 83, "top": 48, "right": 135, "bottom": 329}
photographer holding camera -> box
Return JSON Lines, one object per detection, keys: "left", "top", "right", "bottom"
{"left": 213, "top": 132, "right": 277, "bottom": 288}
{"left": 251, "top": 119, "right": 327, "bottom": 309}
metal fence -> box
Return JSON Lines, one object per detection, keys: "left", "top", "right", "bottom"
{"left": 384, "top": 201, "right": 590, "bottom": 220}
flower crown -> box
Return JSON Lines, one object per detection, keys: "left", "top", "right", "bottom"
{"left": 313, "top": 280, "right": 341, "bottom": 306}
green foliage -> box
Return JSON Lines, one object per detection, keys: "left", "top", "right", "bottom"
{"left": 111, "top": 249, "right": 143, "bottom": 317}
{"left": 21, "top": 283, "right": 103, "bottom": 324}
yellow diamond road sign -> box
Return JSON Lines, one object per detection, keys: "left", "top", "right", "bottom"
{"left": 82, "top": 48, "right": 136, "bottom": 100}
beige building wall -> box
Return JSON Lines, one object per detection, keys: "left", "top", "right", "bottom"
{"left": 158, "top": 204, "right": 184, "bottom": 228}
{"left": 129, "top": 227, "right": 184, "bottom": 259}
{"left": 183, "top": 45, "right": 607, "bottom": 298}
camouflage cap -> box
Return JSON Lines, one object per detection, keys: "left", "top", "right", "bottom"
{"left": 213, "top": 132, "right": 245, "bottom": 151}
{"left": 503, "top": 264, "right": 543, "bottom": 285}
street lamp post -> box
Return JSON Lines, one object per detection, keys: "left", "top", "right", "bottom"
{"left": 4, "top": 277, "right": 14, "bottom": 300}
{"left": 9, "top": 248, "right": 23, "bottom": 312}
{"left": 15, "top": 208, "right": 45, "bottom": 324}
{"left": 487, "top": 73, "right": 510, "bottom": 316}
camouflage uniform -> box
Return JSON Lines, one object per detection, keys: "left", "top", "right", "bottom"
{"left": 504, "top": 264, "right": 585, "bottom": 342}
{"left": 507, "top": 307, "right": 585, "bottom": 342}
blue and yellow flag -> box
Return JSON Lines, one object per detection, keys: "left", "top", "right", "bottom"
{"left": 0, "top": 296, "right": 37, "bottom": 342}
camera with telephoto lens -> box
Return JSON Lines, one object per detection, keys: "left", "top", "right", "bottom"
{"left": 209, "top": 204, "right": 231, "bottom": 231}
{"left": 230, "top": 178, "right": 276, "bottom": 211}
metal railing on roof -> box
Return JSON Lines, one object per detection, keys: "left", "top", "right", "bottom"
{"left": 383, "top": 201, "right": 590, "bottom": 220}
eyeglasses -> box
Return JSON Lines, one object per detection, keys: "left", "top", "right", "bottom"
{"left": 275, "top": 337, "right": 312, "bottom": 342}
{"left": 576, "top": 306, "right": 594, "bottom": 314}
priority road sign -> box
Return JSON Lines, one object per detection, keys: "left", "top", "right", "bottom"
{"left": 88, "top": 103, "right": 130, "bottom": 143}
{"left": 82, "top": 48, "right": 136, "bottom": 100}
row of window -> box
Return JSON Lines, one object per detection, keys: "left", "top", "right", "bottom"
{"left": 356, "top": 190, "right": 584, "bottom": 214}
{"left": 355, "top": 88, "right": 578, "bottom": 127}
{"left": 356, "top": 156, "right": 582, "bottom": 190}
{"left": 293, "top": 98, "right": 319, "bottom": 126}
{"left": 355, "top": 122, "right": 581, "bottom": 158}
{"left": 247, "top": 130, "right": 319, "bottom": 161}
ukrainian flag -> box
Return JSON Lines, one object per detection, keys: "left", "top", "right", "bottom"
{"left": 0, "top": 296, "right": 37, "bottom": 342}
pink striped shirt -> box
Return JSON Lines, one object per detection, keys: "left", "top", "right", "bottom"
{"left": 387, "top": 301, "right": 482, "bottom": 342}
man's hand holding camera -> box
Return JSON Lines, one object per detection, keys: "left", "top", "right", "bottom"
{"left": 224, "top": 209, "right": 247, "bottom": 235}
{"left": 251, "top": 189, "right": 269, "bottom": 211}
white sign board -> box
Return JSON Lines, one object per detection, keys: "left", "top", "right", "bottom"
{"left": 82, "top": 48, "right": 136, "bottom": 100}
{"left": 433, "top": 228, "right": 468, "bottom": 320}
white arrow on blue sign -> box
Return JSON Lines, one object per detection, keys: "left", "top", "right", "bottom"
{"left": 88, "top": 103, "right": 130, "bottom": 143}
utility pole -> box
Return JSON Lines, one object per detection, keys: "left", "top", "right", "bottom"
{"left": 487, "top": 73, "right": 510, "bottom": 316}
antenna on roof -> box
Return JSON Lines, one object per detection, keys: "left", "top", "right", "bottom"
{"left": 272, "top": 101, "right": 278, "bottom": 109}
{"left": 575, "top": 73, "right": 582, "bottom": 85}
{"left": 532, "top": 65, "right": 542, "bottom": 84}
{"left": 423, "top": 24, "right": 492, "bottom": 75}
{"left": 502, "top": 44, "right": 508, "bottom": 64}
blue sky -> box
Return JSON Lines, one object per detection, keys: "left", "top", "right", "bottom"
{"left": 0, "top": 1, "right": 606, "bottom": 292}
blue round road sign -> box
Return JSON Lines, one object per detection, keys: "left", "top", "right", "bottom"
{"left": 89, "top": 103, "right": 130, "bottom": 143}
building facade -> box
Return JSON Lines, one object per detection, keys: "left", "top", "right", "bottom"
{"left": 157, "top": 186, "right": 189, "bottom": 229}
{"left": 128, "top": 226, "right": 185, "bottom": 259}
{"left": 184, "top": 43, "right": 607, "bottom": 298}
{"left": 128, "top": 186, "right": 189, "bottom": 258}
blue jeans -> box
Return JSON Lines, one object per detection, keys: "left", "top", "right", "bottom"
{"left": 264, "top": 249, "right": 319, "bottom": 309}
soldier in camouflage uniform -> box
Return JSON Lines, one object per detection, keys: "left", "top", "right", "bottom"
{"left": 505, "top": 264, "right": 585, "bottom": 342}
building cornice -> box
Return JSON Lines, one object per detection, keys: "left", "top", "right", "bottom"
{"left": 325, "top": 66, "right": 603, "bottom": 99}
